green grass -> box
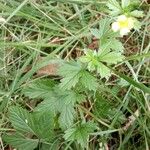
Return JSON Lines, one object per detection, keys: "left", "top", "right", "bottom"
{"left": 0, "top": 0, "right": 150, "bottom": 150}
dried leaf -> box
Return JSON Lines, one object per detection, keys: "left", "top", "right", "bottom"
{"left": 36, "top": 63, "right": 59, "bottom": 76}
{"left": 24, "top": 57, "right": 59, "bottom": 76}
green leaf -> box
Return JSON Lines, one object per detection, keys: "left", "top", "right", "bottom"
{"left": 35, "top": 88, "right": 80, "bottom": 113}
{"left": 9, "top": 106, "right": 35, "bottom": 134}
{"left": 112, "top": 69, "right": 150, "bottom": 94}
{"left": 90, "top": 28, "right": 100, "bottom": 39}
{"left": 130, "top": 10, "right": 144, "bottom": 18}
{"left": 107, "top": 0, "right": 122, "bottom": 15}
{"left": 59, "top": 61, "right": 83, "bottom": 90}
{"left": 80, "top": 49, "right": 110, "bottom": 78}
{"left": 100, "top": 52, "right": 124, "bottom": 64}
{"left": 75, "top": 93, "right": 86, "bottom": 103}
{"left": 23, "top": 79, "right": 56, "bottom": 99}
{"left": 3, "top": 133, "right": 38, "bottom": 150}
{"left": 100, "top": 39, "right": 124, "bottom": 54}
{"left": 99, "top": 18, "right": 112, "bottom": 38}
{"left": 80, "top": 49, "right": 99, "bottom": 67}
{"left": 9, "top": 106, "right": 54, "bottom": 140}
{"left": 93, "top": 93, "right": 112, "bottom": 118}
{"left": 121, "top": 0, "right": 130, "bottom": 8}
{"left": 59, "top": 61, "right": 98, "bottom": 91}
{"left": 36, "top": 95, "right": 75, "bottom": 129}
{"left": 97, "top": 63, "right": 110, "bottom": 78}
{"left": 32, "top": 111, "right": 54, "bottom": 140}
{"left": 64, "top": 122, "right": 97, "bottom": 148}
{"left": 80, "top": 71, "right": 98, "bottom": 91}
{"left": 109, "top": 39, "right": 124, "bottom": 52}
{"left": 108, "top": 108, "right": 126, "bottom": 127}
{"left": 133, "top": 19, "right": 142, "bottom": 31}
{"left": 35, "top": 88, "right": 84, "bottom": 129}
{"left": 59, "top": 104, "right": 76, "bottom": 129}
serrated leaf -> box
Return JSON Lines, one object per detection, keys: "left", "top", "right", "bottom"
{"left": 80, "top": 71, "right": 98, "bottom": 91}
{"left": 35, "top": 89, "right": 81, "bottom": 112}
{"left": 93, "top": 93, "right": 112, "bottom": 118}
{"left": 100, "top": 39, "right": 124, "bottom": 55}
{"left": 133, "top": 19, "right": 142, "bottom": 31}
{"left": 130, "top": 10, "right": 144, "bottom": 18}
{"left": 64, "top": 122, "right": 97, "bottom": 148}
{"left": 99, "top": 18, "right": 112, "bottom": 38}
{"left": 59, "top": 61, "right": 98, "bottom": 91}
{"left": 99, "top": 40, "right": 112, "bottom": 56}
{"left": 109, "top": 39, "right": 124, "bottom": 52}
{"left": 36, "top": 95, "right": 75, "bottom": 129}
{"left": 90, "top": 28, "right": 100, "bottom": 39}
{"left": 3, "top": 133, "right": 38, "bottom": 150}
{"left": 59, "top": 104, "right": 75, "bottom": 129}
{"left": 121, "top": 0, "right": 130, "bottom": 8}
{"left": 100, "top": 52, "right": 124, "bottom": 64}
{"left": 35, "top": 88, "right": 84, "bottom": 129}
{"left": 97, "top": 63, "right": 110, "bottom": 78}
{"left": 9, "top": 106, "right": 54, "bottom": 140}
{"left": 75, "top": 93, "right": 86, "bottom": 103}
{"left": 32, "top": 111, "right": 54, "bottom": 140}
{"left": 59, "top": 61, "right": 83, "bottom": 90}
{"left": 9, "top": 106, "right": 35, "bottom": 134}
{"left": 107, "top": 0, "right": 122, "bottom": 16}
{"left": 23, "top": 79, "right": 56, "bottom": 99}
{"left": 108, "top": 108, "right": 126, "bottom": 127}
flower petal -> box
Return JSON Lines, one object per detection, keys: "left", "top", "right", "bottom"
{"left": 112, "top": 22, "right": 120, "bottom": 32}
{"left": 117, "top": 15, "right": 127, "bottom": 22}
{"left": 127, "top": 18, "right": 134, "bottom": 29}
{"left": 120, "top": 28, "right": 130, "bottom": 36}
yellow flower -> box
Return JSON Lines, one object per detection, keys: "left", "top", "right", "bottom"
{"left": 112, "top": 15, "right": 134, "bottom": 36}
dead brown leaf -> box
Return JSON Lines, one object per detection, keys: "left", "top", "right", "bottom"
{"left": 36, "top": 63, "right": 59, "bottom": 76}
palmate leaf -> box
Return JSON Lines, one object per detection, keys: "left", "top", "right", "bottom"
{"left": 109, "top": 39, "right": 124, "bottom": 52}
{"left": 99, "top": 18, "right": 112, "bottom": 38}
{"left": 58, "top": 61, "right": 98, "bottom": 91}
{"left": 100, "top": 38, "right": 124, "bottom": 54}
{"left": 23, "top": 78, "right": 86, "bottom": 129}
{"left": 35, "top": 88, "right": 85, "bottom": 129}
{"left": 35, "top": 95, "right": 75, "bottom": 129}
{"left": 3, "top": 133, "right": 38, "bottom": 150}
{"left": 58, "top": 61, "right": 82, "bottom": 90}
{"left": 35, "top": 88, "right": 85, "bottom": 113}
{"left": 121, "top": 0, "right": 131, "bottom": 8}
{"left": 91, "top": 18, "right": 111, "bottom": 39}
{"left": 80, "top": 48, "right": 124, "bottom": 78}
{"left": 107, "top": 0, "right": 122, "bottom": 16}
{"left": 64, "top": 122, "right": 97, "bottom": 148}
